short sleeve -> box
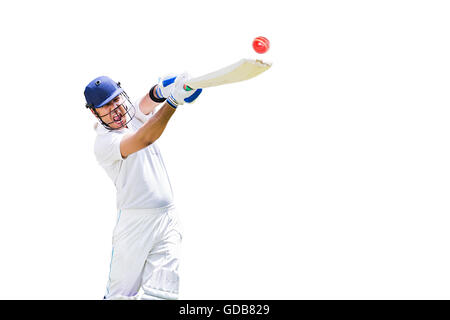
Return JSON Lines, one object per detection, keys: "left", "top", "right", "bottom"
{"left": 94, "top": 130, "right": 126, "bottom": 167}
{"left": 133, "top": 99, "right": 154, "bottom": 124}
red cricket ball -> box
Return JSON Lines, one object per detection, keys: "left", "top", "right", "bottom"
{"left": 252, "top": 36, "right": 270, "bottom": 54}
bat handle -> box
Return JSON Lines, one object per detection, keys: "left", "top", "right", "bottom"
{"left": 183, "top": 84, "right": 193, "bottom": 91}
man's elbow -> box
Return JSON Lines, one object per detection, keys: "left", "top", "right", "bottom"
{"left": 138, "top": 131, "right": 158, "bottom": 147}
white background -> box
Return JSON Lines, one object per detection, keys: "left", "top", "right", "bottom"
{"left": 0, "top": 0, "right": 449, "bottom": 299}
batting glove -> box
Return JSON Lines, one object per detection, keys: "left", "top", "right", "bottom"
{"left": 166, "top": 73, "right": 203, "bottom": 108}
{"left": 155, "top": 74, "right": 178, "bottom": 99}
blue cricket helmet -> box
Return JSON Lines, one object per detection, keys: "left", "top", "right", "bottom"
{"left": 84, "top": 76, "right": 136, "bottom": 130}
{"left": 84, "top": 76, "right": 124, "bottom": 109}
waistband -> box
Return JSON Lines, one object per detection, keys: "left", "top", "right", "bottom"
{"left": 120, "top": 203, "right": 175, "bottom": 215}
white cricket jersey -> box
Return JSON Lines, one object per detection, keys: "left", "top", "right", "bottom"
{"left": 94, "top": 102, "right": 174, "bottom": 209}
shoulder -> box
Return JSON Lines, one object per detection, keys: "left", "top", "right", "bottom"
{"left": 95, "top": 128, "right": 126, "bottom": 148}
{"left": 94, "top": 127, "right": 129, "bottom": 162}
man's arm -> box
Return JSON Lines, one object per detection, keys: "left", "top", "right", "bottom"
{"left": 120, "top": 102, "right": 175, "bottom": 158}
{"left": 139, "top": 86, "right": 161, "bottom": 115}
{"left": 119, "top": 74, "right": 202, "bottom": 159}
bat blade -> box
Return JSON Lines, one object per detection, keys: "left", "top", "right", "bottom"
{"left": 185, "top": 59, "right": 272, "bottom": 90}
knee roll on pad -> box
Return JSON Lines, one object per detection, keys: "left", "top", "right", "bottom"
{"left": 141, "top": 267, "right": 179, "bottom": 300}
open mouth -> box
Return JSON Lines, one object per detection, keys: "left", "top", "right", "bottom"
{"left": 113, "top": 113, "right": 124, "bottom": 124}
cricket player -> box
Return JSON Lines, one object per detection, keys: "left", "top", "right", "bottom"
{"left": 84, "top": 74, "right": 202, "bottom": 300}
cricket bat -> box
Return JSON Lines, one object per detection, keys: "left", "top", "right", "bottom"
{"left": 184, "top": 58, "right": 272, "bottom": 91}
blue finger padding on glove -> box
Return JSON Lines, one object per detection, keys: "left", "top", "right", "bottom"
{"left": 162, "top": 77, "right": 176, "bottom": 87}
{"left": 184, "top": 88, "right": 203, "bottom": 103}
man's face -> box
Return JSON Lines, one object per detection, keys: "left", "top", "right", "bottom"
{"left": 92, "top": 94, "right": 128, "bottom": 129}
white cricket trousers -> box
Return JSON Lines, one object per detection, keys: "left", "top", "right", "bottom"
{"left": 104, "top": 204, "right": 182, "bottom": 300}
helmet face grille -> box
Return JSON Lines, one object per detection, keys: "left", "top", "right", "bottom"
{"left": 93, "top": 92, "right": 136, "bottom": 131}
